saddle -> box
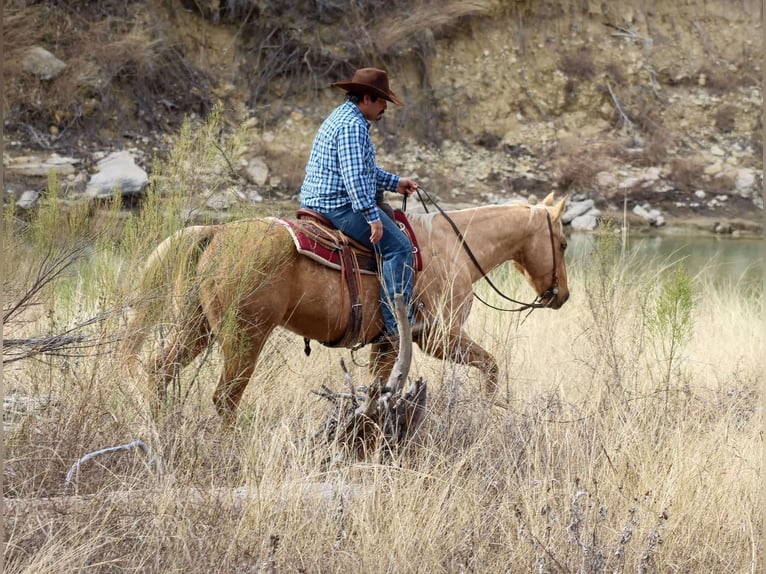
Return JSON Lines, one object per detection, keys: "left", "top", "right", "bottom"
{"left": 272, "top": 205, "right": 422, "bottom": 350}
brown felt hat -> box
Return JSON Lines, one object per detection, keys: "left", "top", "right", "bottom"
{"left": 333, "top": 67, "right": 404, "bottom": 106}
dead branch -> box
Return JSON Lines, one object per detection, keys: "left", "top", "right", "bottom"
{"left": 312, "top": 295, "right": 427, "bottom": 460}
{"left": 3, "top": 309, "right": 122, "bottom": 364}
{"left": 64, "top": 439, "right": 163, "bottom": 491}
{"left": 603, "top": 22, "right": 653, "bottom": 44}
{"left": 606, "top": 81, "right": 634, "bottom": 128}
{"left": 3, "top": 241, "right": 90, "bottom": 323}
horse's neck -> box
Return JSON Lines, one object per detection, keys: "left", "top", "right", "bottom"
{"left": 416, "top": 204, "right": 536, "bottom": 279}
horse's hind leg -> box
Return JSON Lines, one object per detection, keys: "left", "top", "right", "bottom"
{"left": 212, "top": 323, "right": 273, "bottom": 424}
{"left": 150, "top": 310, "right": 211, "bottom": 407}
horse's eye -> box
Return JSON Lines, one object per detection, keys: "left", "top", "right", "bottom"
{"left": 560, "top": 241, "right": 568, "bottom": 252}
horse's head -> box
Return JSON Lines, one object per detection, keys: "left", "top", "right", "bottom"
{"left": 513, "top": 193, "right": 570, "bottom": 309}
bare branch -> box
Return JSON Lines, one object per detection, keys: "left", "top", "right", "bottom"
{"left": 606, "top": 81, "right": 633, "bottom": 128}
{"left": 3, "top": 241, "right": 90, "bottom": 324}
{"left": 64, "top": 439, "right": 162, "bottom": 491}
{"left": 385, "top": 293, "right": 412, "bottom": 395}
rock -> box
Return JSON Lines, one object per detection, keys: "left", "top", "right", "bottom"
{"left": 704, "top": 162, "right": 723, "bottom": 176}
{"left": 570, "top": 211, "right": 600, "bottom": 231}
{"left": 16, "top": 190, "right": 40, "bottom": 210}
{"left": 247, "top": 189, "right": 264, "bottom": 203}
{"left": 709, "top": 145, "right": 725, "bottom": 157}
{"left": 595, "top": 171, "right": 618, "bottom": 188}
{"left": 246, "top": 157, "right": 269, "bottom": 186}
{"left": 632, "top": 203, "right": 665, "bottom": 226}
{"left": 562, "top": 199, "right": 595, "bottom": 224}
{"left": 619, "top": 176, "right": 642, "bottom": 189}
{"left": 735, "top": 168, "right": 756, "bottom": 196}
{"left": 642, "top": 167, "right": 661, "bottom": 181}
{"left": 714, "top": 221, "right": 733, "bottom": 234}
{"left": 618, "top": 166, "right": 664, "bottom": 190}
{"left": 21, "top": 46, "right": 67, "bottom": 80}
{"left": 5, "top": 153, "right": 77, "bottom": 177}
{"left": 85, "top": 151, "right": 148, "bottom": 198}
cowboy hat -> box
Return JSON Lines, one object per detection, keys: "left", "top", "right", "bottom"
{"left": 333, "top": 67, "right": 404, "bottom": 106}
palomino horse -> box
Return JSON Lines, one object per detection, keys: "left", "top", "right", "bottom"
{"left": 122, "top": 193, "right": 570, "bottom": 421}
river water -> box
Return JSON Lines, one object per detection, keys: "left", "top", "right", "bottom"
{"left": 567, "top": 232, "right": 762, "bottom": 296}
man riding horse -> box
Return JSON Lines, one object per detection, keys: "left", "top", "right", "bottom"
{"left": 299, "top": 67, "right": 420, "bottom": 344}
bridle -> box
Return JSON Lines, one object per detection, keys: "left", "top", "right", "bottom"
{"left": 405, "top": 187, "right": 560, "bottom": 314}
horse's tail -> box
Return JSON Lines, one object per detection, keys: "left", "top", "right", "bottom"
{"left": 120, "top": 225, "right": 218, "bottom": 367}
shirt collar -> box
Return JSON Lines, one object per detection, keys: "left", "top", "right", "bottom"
{"left": 343, "top": 99, "right": 370, "bottom": 129}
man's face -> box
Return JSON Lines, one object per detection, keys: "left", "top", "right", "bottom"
{"left": 359, "top": 94, "right": 387, "bottom": 122}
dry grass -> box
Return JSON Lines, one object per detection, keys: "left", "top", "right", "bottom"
{"left": 549, "top": 137, "right": 614, "bottom": 191}
{"left": 668, "top": 156, "right": 706, "bottom": 193}
{"left": 3, "top": 1, "right": 214, "bottom": 142}
{"left": 3, "top": 227, "right": 761, "bottom": 572}
{"left": 715, "top": 104, "right": 738, "bottom": 134}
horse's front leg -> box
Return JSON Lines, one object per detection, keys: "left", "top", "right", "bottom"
{"left": 418, "top": 328, "right": 499, "bottom": 395}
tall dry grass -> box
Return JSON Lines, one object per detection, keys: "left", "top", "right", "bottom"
{"left": 3, "top": 218, "right": 761, "bottom": 571}
{"left": 4, "top": 109, "right": 761, "bottom": 573}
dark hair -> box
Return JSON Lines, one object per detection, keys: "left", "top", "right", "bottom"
{"left": 345, "top": 92, "right": 378, "bottom": 104}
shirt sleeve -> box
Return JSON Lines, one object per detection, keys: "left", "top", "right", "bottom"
{"left": 337, "top": 123, "right": 380, "bottom": 223}
{"left": 375, "top": 167, "right": 400, "bottom": 193}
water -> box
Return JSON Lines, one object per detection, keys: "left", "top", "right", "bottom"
{"left": 567, "top": 232, "right": 762, "bottom": 295}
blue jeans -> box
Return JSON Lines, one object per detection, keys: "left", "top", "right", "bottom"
{"left": 323, "top": 204, "right": 414, "bottom": 335}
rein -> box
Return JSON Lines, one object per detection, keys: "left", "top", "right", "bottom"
{"left": 405, "top": 187, "right": 559, "bottom": 313}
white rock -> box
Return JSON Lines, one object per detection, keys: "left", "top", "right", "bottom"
{"left": 85, "top": 151, "right": 148, "bottom": 198}
{"left": 709, "top": 145, "right": 725, "bottom": 157}
{"left": 246, "top": 157, "right": 269, "bottom": 186}
{"left": 562, "top": 199, "right": 595, "bottom": 224}
{"left": 570, "top": 211, "right": 600, "bottom": 231}
{"left": 704, "top": 162, "right": 723, "bottom": 176}
{"left": 632, "top": 203, "right": 665, "bottom": 226}
{"left": 643, "top": 167, "right": 661, "bottom": 181}
{"left": 619, "top": 176, "right": 641, "bottom": 189}
{"left": 247, "top": 190, "right": 263, "bottom": 203}
{"left": 16, "top": 190, "right": 40, "bottom": 209}
{"left": 21, "top": 46, "right": 67, "bottom": 80}
{"left": 735, "top": 168, "right": 756, "bottom": 195}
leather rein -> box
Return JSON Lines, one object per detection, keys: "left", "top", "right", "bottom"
{"left": 405, "top": 187, "right": 559, "bottom": 313}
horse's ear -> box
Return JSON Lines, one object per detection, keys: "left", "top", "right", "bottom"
{"left": 552, "top": 195, "right": 569, "bottom": 222}
{"left": 542, "top": 192, "right": 555, "bottom": 206}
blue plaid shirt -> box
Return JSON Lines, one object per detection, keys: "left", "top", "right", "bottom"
{"left": 300, "top": 100, "right": 400, "bottom": 224}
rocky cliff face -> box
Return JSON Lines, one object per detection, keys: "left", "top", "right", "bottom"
{"left": 3, "top": 0, "right": 762, "bottom": 234}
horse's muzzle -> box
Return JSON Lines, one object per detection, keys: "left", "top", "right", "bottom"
{"left": 548, "top": 291, "right": 569, "bottom": 309}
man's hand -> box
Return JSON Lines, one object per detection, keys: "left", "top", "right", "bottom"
{"left": 369, "top": 219, "right": 383, "bottom": 244}
{"left": 397, "top": 178, "right": 419, "bottom": 197}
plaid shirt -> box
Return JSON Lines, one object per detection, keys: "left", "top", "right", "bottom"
{"left": 300, "top": 100, "right": 400, "bottom": 223}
